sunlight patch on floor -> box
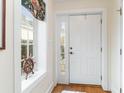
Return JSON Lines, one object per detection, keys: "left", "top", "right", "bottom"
{"left": 61, "top": 90, "right": 86, "bottom": 93}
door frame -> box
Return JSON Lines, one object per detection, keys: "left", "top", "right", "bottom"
{"left": 120, "top": 0, "right": 123, "bottom": 92}
{"left": 55, "top": 8, "right": 109, "bottom": 91}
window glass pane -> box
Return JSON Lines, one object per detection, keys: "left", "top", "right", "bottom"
{"left": 21, "top": 40, "right": 27, "bottom": 44}
{"left": 21, "top": 12, "right": 33, "bottom": 59}
{"left": 29, "top": 30, "right": 33, "bottom": 45}
{"left": 21, "top": 6, "right": 35, "bottom": 79}
{"left": 21, "top": 45, "right": 27, "bottom": 59}
{"left": 21, "top": 29, "right": 28, "bottom": 44}
{"left": 29, "top": 45, "right": 33, "bottom": 57}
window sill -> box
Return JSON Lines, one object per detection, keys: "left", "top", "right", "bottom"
{"left": 21, "top": 70, "right": 46, "bottom": 93}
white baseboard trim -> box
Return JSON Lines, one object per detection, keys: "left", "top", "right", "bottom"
{"left": 111, "top": 86, "right": 119, "bottom": 93}
{"left": 45, "top": 82, "right": 55, "bottom": 93}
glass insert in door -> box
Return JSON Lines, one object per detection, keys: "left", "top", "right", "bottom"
{"left": 60, "top": 22, "right": 66, "bottom": 73}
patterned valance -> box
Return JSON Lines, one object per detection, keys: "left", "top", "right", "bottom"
{"left": 22, "top": 0, "right": 46, "bottom": 21}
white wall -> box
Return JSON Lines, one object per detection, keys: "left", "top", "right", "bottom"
{"left": 0, "top": 0, "right": 14, "bottom": 93}
{"left": 0, "top": 0, "right": 55, "bottom": 93}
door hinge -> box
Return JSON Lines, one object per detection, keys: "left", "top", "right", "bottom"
{"left": 120, "top": 7, "right": 122, "bottom": 16}
{"left": 120, "top": 49, "right": 122, "bottom": 55}
{"left": 101, "top": 48, "right": 102, "bottom": 52}
{"left": 100, "top": 19, "right": 102, "bottom": 24}
{"left": 120, "top": 88, "right": 122, "bottom": 93}
{"left": 117, "top": 7, "right": 122, "bottom": 16}
{"left": 101, "top": 76, "right": 102, "bottom": 81}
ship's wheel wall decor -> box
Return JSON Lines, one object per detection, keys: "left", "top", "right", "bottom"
{"left": 22, "top": 57, "right": 35, "bottom": 79}
{"left": 22, "top": 0, "right": 46, "bottom": 21}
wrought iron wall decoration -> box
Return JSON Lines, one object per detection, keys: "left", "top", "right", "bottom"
{"left": 21, "top": 57, "right": 35, "bottom": 79}
{"left": 22, "top": 0, "right": 46, "bottom": 21}
{"left": 0, "top": 0, "right": 6, "bottom": 49}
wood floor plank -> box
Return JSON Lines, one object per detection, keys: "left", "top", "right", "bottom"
{"left": 52, "top": 84, "right": 110, "bottom": 93}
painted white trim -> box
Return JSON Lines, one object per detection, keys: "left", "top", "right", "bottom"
{"left": 22, "top": 72, "right": 47, "bottom": 93}
{"left": 55, "top": 8, "right": 109, "bottom": 91}
{"left": 55, "top": 16, "right": 58, "bottom": 84}
{"left": 122, "top": 1, "right": 124, "bottom": 92}
{"left": 45, "top": 81, "right": 55, "bottom": 93}
{"left": 111, "top": 85, "right": 119, "bottom": 93}
{"left": 120, "top": 0, "right": 123, "bottom": 91}
{"left": 13, "top": 0, "right": 21, "bottom": 93}
{"left": 55, "top": 8, "right": 106, "bottom": 16}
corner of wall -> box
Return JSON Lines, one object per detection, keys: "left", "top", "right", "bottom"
{"left": 45, "top": 81, "right": 56, "bottom": 93}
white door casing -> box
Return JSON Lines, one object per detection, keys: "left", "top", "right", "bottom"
{"left": 69, "top": 14, "right": 102, "bottom": 85}
{"left": 111, "top": 0, "right": 122, "bottom": 93}
{"left": 56, "top": 8, "right": 108, "bottom": 90}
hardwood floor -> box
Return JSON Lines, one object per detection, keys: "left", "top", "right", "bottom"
{"left": 52, "top": 84, "right": 110, "bottom": 93}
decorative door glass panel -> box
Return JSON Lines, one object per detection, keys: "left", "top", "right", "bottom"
{"left": 60, "top": 22, "right": 66, "bottom": 73}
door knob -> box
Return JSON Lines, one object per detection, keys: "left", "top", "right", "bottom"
{"left": 70, "top": 52, "right": 73, "bottom": 54}
{"left": 70, "top": 47, "right": 73, "bottom": 49}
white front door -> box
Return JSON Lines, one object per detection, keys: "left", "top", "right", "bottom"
{"left": 69, "top": 14, "right": 102, "bottom": 85}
